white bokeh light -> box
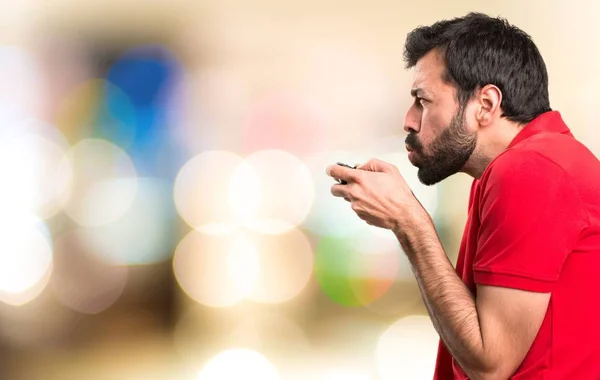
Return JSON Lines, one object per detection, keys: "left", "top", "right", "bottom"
{"left": 52, "top": 230, "right": 128, "bottom": 314}
{"left": 0, "top": 124, "right": 72, "bottom": 221}
{"left": 0, "top": 217, "right": 53, "bottom": 306}
{"left": 174, "top": 150, "right": 250, "bottom": 235}
{"left": 228, "top": 160, "right": 261, "bottom": 225}
{"left": 80, "top": 178, "right": 175, "bottom": 265}
{"left": 173, "top": 231, "right": 247, "bottom": 307}
{"left": 237, "top": 149, "right": 314, "bottom": 235}
{"left": 173, "top": 228, "right": 313, "bottom": 307}
{"left": 228, "top": 233, "right": 260, "bottom": 297}
{"left": 246, "top": 228, "right": 314, "bottom": 304}
{"left": 376, "top": 315, "right": 439, "bottom": 380}
{"left": 198, "top": 349, "right": 279, "bottom": 380}
{"left": 61, "top": 139, "right": 137, "bottom": 227}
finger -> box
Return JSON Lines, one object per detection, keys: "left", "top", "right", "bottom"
{"left": 330, "top": 183, "right": 350, "bottom": 198}
{"left": 326, "top": 164, "right": 359, "bottom": 184}
{"left": 356, "top": 158, "right": 394, "bottom": 173}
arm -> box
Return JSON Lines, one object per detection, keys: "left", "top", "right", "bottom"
{"left": 327, "top": 153, "right": 587, "bottom": 379}
{"left": 396, "top": 218, "right": 550, "bottom": 380}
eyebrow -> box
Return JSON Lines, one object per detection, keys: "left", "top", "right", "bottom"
{"left": 410, "top": 87, "right": 428, "bottom": 98}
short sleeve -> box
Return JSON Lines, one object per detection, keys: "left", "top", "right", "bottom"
{"left": 473, "top": 150, "right": 589, "bottom": 292}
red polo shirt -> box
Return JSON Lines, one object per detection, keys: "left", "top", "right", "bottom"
{"left": 433, "top": 111, "right": 600, "bottom": 379}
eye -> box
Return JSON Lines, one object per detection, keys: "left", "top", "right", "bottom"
{"left": 414, "top": 96, "right": 427, "bottom": 107}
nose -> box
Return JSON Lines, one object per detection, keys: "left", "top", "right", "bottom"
{"left": 404, "top": 104, "right": 421, "bottom": 134}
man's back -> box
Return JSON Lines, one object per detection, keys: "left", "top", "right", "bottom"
{"left": 436, "top": 111, "right": 600, "bottom": 379}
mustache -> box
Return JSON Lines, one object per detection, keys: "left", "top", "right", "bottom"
{"left": 405, "top": 133, "right": 423, "bottom": 152}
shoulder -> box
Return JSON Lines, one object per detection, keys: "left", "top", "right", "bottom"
{"left": 477, "top": 147, "right": 587, "bottom": 221}
{"left": 481, "top": 148, "right": 567, "bottom": 189}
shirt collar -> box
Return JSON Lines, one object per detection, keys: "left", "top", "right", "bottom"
{"left": 508, "top": 111, "right": 572, "bottom": 149}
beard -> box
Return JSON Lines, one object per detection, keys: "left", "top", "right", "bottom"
{"left": 405, "top": 105, "right": 477, "bottom": 186}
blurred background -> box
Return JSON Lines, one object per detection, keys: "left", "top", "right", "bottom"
{"left": 0, "top": 0, "right": 598, "bottom": 379}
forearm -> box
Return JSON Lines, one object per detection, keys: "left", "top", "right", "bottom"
{"left": 394, "top": 220, "right": 498, "bottom": 379}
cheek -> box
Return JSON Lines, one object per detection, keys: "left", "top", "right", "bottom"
{"left": 419, "top": 110, "right": 445, "bottom": 146}
{"left": 463, "top": 107, "right": 479, "bottom": 134}
{"left": 422, "top": 106, "right": 443, "bottom": 128}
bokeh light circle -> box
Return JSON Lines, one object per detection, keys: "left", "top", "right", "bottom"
{"left": 93, "top": 81, "right": 138, "bottom": 150}
{"left": 173, "top": 231, "right": 249, "bottom": 308}
{"left": 228, "top": 160, "right": 261, "bottom": 227}
{"left": 237, "top": 149, "right": 314, "bottom": 235}
{"left": 227, "top": 233, "right": 261, "bottom": 297}
{"left": 61, "top": 139, "right": 138, "bottom": 227}
{"left": 315, "top": 231, "right": 399, "bottom": 307}
{"left": 80, "top": 178, "right": 176, "bottom": 265}
{"left": 245, "top": 228, "right": 314, "bottom": 304}
{"left": 376, "top": 315, "right": 439, "bottom": 380}
{"left": 54, "top": 79, "right": 134, "bottom": 144}
{"left": 0, "top": 217, "right": 53, "bottom": 306}
{"left": 197, "top": 348, "right": 279, "bottom": 380}
{"left": 52, "top": 230, "right": 128, "bottom": 314}
{"left": 0, "top": 126, "right": 73, "bottom": 220}
{"left": 173, "top": 228, "right": 313, "bottom": 307}
{"left": 54, "top": 78, "right": 102, "bottom": 140}
{"left": 174, "top": 150, "right": 251, "bottom": 235}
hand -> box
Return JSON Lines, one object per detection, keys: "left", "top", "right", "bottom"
{"left": 326, "top": 158, "right": 429, "bottom": 232}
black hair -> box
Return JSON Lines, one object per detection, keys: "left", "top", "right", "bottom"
{"left": 404, "top": 12, "right": 551, "bottom": 123}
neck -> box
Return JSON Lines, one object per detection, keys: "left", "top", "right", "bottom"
{"left": 462, "top": 119, "right": 525, "bottom": 179}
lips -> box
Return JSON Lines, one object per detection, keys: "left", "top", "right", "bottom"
{"left": 406, "top": 144, "right": 417, "bottom": 165}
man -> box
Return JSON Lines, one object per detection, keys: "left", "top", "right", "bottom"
{"left": 327, "top": 12, "right": 600, "bottom": 380}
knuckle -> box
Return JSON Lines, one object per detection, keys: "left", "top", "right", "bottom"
{"left": 347, "top": 190, "right": 359, "bottom": 201}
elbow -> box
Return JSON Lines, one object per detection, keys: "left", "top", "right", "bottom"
{"left": 465, "top": 366, "right": 512, "bottom": 380}
{"left": 468, "top": 373, "right": 503, "bottom": 380}
{"left": 462, "top": 358, "right": 513, "bottom": 380}
{"left": 457, "top": 345, "right": 520, "bottom": 380}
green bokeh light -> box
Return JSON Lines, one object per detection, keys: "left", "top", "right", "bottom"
{"left": 315, "top": 235, "right": 399, "bottom": 307}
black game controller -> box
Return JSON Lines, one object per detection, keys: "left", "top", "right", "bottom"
{"left": 336, "top": 162, "right": 356, "bottom": 185}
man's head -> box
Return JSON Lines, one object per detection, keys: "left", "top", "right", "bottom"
{"left": 402, "top": 12, "right": 552, "bottom": 185}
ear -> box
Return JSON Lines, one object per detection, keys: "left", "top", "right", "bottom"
{"left": 475, "top": 84, "right": 502, "bottom": 127}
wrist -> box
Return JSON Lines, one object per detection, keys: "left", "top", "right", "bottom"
{"left": 392, "top": 210, "right": 437, "bottom": 255}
